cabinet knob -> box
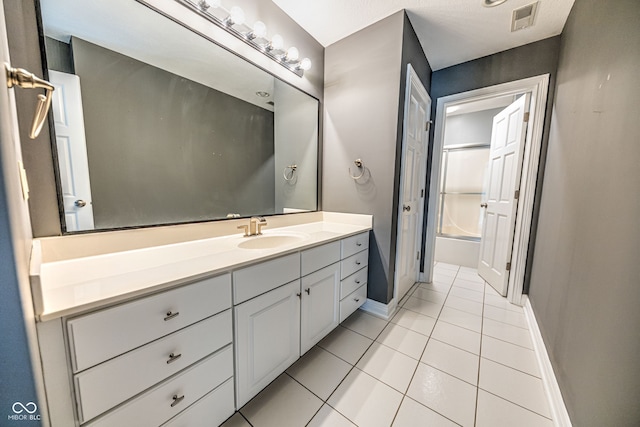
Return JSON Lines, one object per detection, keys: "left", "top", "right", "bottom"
{"left": 164, "top": 311, "right": 180, "bottom": 321}
{"left": 354, "top": 298, "right": 360, "bottom": 302}
{"left": 296, "top": 293, "right": 301, "bottom": 298}
{"left": 356, "top": 261, "right": 361, "bottom": 265}
{"left": 171, "top": 394, "right": 185, "bottom": 408}
{"left": 166, "top": 352, "right": 182, "bottom": 364}
{"left": 305, "top": 288, "right": 310, "bottom": 295}
{"left": 480, "top": 203, "right": 488, "bottom": 208}
{"left": 356, "top": 242, "right": 362, "bottom": 247}
{"left": 355, "top": 280, "right": 360, "bottom": 284}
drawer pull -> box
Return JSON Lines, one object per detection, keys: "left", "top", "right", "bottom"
{"left": 166, "top": 352, "right": 182, "bottom": 364}
{"left": 356, "top": 242, "right": 362, "bottom": 247}
{"left": 305, "top": 288, "right": 310, "bottom": 295}
{"left": 296, "top": 293, "right": 301, "bottom": 299}
{"left": 164, "top": 311, "right": 180, "bottom": 321}
{"left": 354, "top": 298, "right": 360, "bottom": 302}
{"left": 355, "top": 280, "right": 361, "bottom": 284}
{"left": 171, "top": 394, "right": 185, "bottom": 408}
{"left": 356, "top": 261, "right": 361, "bottom": 266}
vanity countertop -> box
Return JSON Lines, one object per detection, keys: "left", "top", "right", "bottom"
{"left": 30, "top": 212, "right": 372, "bottom": 321}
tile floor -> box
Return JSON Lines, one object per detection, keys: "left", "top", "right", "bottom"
{"left": 222, "top": 263, "right": 553, "bottom": 427}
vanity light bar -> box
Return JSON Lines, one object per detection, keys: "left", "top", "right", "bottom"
{"left": 175, "top": 0, "right": 312, "bottom": 76}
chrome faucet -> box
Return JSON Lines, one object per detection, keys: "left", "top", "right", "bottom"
{"left": 238, "top": 216, "right": 267, "bottom": 237}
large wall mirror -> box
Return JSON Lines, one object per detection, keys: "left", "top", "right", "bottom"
{"left": 39, "top": 0, "right": 319, "bottom": 233}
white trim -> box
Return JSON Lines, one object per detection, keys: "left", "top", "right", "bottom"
{"left": 360, "top": 298, "right": 397, "bottom": 321}
{"left": 523, "top": 296, "right": 573, "bottom": 427}
{"left": 394, "top": 63, "right": 431, "bottom": 302}
{"left": 424, "top": 74, "right": 550, "bottom": 307}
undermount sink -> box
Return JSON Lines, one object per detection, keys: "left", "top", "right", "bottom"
{"left": 237, "top": 233, "right": 308, "bottom": 250}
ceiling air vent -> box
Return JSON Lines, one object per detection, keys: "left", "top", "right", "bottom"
{"left": 511, "top": 1, "right": 539, "bottom": 32}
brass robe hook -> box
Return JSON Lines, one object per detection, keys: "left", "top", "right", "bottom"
{"left": 6, "top": 65, "right": 55, "bottom": 139}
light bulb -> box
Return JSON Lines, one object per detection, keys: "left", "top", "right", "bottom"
{"left": 285, "top": 47, "right": 299, "bottom": 61}
{"left": 229, "top": 6, "right": 245, "bottom": 26}
{"left": 252, "top": 21, "right": 267, "bottom": 38}
{"left": 298, "top": 58, "right": 312, "bottom": 71}
{"left": 270, "top": 34, "right": 284, "bottom": 51}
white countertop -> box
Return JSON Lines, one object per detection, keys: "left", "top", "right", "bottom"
{"left": 30, "top": 212, "right": 372, "bottom": 321}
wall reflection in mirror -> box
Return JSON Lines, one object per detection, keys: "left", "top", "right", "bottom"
{"left": 40, "top": 0, "right": 319, "bottom": 232}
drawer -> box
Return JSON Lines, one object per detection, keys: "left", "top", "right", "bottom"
{"left": 301, "top": 241, "right": 340, "bottom": 276}
{"left": 233, "top": 253, "right": 300, "bottom": 304}
{"left": 340, "top": 284, "right": 367, "bottom": 323}
{"left": 86, "top": 346, "right": 233, "bottom": 427}
{"left": 340, "top": 250, "right": 369, "bottom": 280}
{"left": 68, "top": 274, "right": 231, "bottom": 372}
{"left": 341, "top": 268, "right": 368, "bottom": 299}
{"left": 161, "top": 378, "right": 234, "bottom": 427}
{"left": 75, "top": 310, "right": 232, "bottom": 423}
{"left": 341, "top": 232, "right": 369, "bottom": 259}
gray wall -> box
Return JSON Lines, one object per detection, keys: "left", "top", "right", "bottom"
{"left": 324, "top": 11, "right": 431, "bottom": 304}
{"left": 425, "top": 36, "right": 561, "bottom": 279}
{"left": 72, "top": 38, "right": 275, "bottom": 228}
{"left": 528, "top": 0, "right": 640, "bottom": 425}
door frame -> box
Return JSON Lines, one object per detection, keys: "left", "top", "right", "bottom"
{"left": 423, "top": 74, "right": 549, "bottom": 305}
{"left": 394, "top": 64, "right": 431, "bottom": 302}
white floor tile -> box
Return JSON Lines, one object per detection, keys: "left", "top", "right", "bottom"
{"left": 390, "top": 308, "right": 437, "bottom": 336}
{"left": 341, "top": 310, "right": 389, "bottom": 339}
{"left": 328, "top": 369, "right": 403, "bottom": 427}
{"left": 421, "top": 339, "right": 480, "bottom": 385}
{"left": 482, "top": 318, "right": 533, "bottom": 349}
{"left": 476, "top": 390, "right": 553, "bottom": 427}
{"left": 452, "top": 278, "right": 485, "bottom": 293}
{"left": 376, "top": 323, "right": 429, "bottom": 360}
{"left": 456, "top": 270, "right": 485, "bottom": 284}
{"left": 484, "top": 283, "right": 502, "bottom": 297}
{"left": 431, "top": 321, "right": 481, "bottom": 355}
{"left": 403, "top": 296, "right": 442, "bottom": 318}
{"left": 412, "top": 287, "right": 447, "bottom": 305}
{"left": 417, "top": 281, "right": 451, "bottom": 294}
{"left": 392, "top": 397, "right": 459, "bottom": 427}
{"left": 444, "top": 295, "right": 483, "bottom": 316}
{"left": 483, "top": 304, "right": 528, "bottom": 329}
{"left": 240, "top": 374, "right": 323, "bottom": 427}
{"left": 432, "top": 273, "right": 455, "bottom": 285}
{"left": 407, "top": 363, "right": 477, "bottom": 427}
{"left": 307, "top": 404, "right": 356, "bottom": 427}
{"left": 484, "top": 294, "right": 523, "bottom": 312}
{"left": 220, "top": 412, "right": 251, "bottom": 427}
{"left": 449, "top": 287, "right": 484, "bottom": 303}
{"left": 438, "top": 306, "right": 483, "bottom": 333}
{"left": 318, "top": 326, "right": 373, "bottom": 364}
{"left": 356, "top": 342, "right": 419, "bottom": 393}
{"left": 481, "top": 335, "right": 541, "bottom": 377}
{"left": 434, "top": 262, "right": 460, "bottom": 272}
{"left": 458, "top": 266, "right": 478, "bottom": 274}
{"left": 432, "top": 267, "right": 457, "bottom": 278}
{"left": 286, "top": 346, "right": 352, "bottom": 400}
{"left": 479, "top": 358, "right": 551, "bottom": 418}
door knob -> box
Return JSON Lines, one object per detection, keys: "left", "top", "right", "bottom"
{"left": 480, "top": 203, "right": 488, "bottom": 208}
{"left": 403, "top": 205, "right": 411, "bottom": 212}
{"left": 75, "top": 199, "right": 87, "bottom": 207}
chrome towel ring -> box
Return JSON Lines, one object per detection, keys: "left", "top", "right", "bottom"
{"left": 283, "top": 164, "right": 297, "bottom": 181}
{"left": 349, "top": 159, "right": 365, "bottom": 180}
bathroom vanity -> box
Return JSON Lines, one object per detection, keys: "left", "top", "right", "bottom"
{"left": 32, "top": 212, "right": 371, "bottom": 426}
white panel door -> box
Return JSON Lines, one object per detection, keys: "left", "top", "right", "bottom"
{"left": 49, "top": 70, "right": 94, "bottom": 231}
{"left": 395, "top": 65, "right": 431, "bottom": 301}
{"left": 478, "top": 94, "right": 530, "bottom": 295}
{"left": 300, "top": 263, "right": 340, "bottom": 354}
{"left": 234, "top": 280, "right": 301, "bottom": 407}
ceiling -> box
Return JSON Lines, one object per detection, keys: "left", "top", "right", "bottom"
{"left": 271, "top": 0, "right": 575, "bottom": 70}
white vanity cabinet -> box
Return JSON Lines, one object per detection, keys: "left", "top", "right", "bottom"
{"left": 339, "top": 232, "right": 370, "bottom": 321}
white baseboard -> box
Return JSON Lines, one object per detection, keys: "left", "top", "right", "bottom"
{"left": 523, "top": 296, "right": 572, "bottom": 427}
{"left": 360, "top": 298, "right": 397, "bottom": 321}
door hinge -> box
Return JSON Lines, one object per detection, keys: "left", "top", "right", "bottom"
{"left": 18, "top": 161, "right": 29, "bottom": 201}
{"left": 506, "top": 262, "right": 511, "bottom": 271}
{"left": 417, "top": 251, "right": 420, "bottom": 260}
{"left": 514, "top": 189, "right": 520, "bottom": 200}
{"left": 420, "top": 189, "right": 424, "bottom": 198}
{"left": 425, "top": 120, "right": 432, "bottom": 132}
{"left": 523, "top": 112, "right": 530, "bottom": 122}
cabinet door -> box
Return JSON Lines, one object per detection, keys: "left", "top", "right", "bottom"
{"left": 235, "top": 280, "right": 301, "bottom": 407}
{"left": 301, "top": 263, "right": 340, "bottom": 354}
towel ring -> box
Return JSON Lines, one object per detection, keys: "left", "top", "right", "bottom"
{"left": 349, "top": 159, "right": 365, "bottom": 180}
{"left": 283, "top": 164, "right": 297, "bottom": 181}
